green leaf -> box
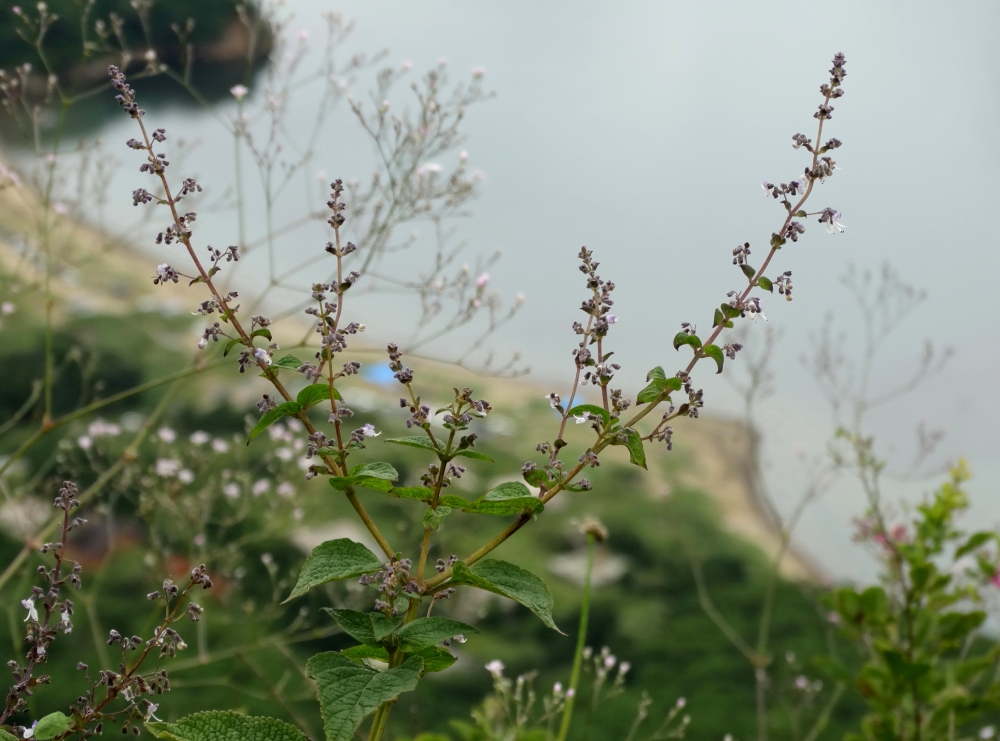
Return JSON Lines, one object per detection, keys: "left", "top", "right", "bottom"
{"left": 645, "top": 366, "right": 666, "bottom": 381}
{"left": 272, "top": 354, "right": 303, "bottom": 370}
{"left": 370, "top": 613, "right": 397, "bottom": 642}
{"left": 450, "top": 560, "right": 561, "bottom": 632}
{"left": 673, "top": 332, "right": 702, "bottom": 351}
{"left": 355, "top": 477, "right": 394, "bottom": 493}
{"left": 322, "top": 608, "right": 378, "bottom": 645}
{"left": 307, "top": 653, "right": 422, "bottom": 741}
{"left": 396, "top": 617, "right": 479, "bottom": 653}
{"left": 33, "top": 712, "right": 72, "bottom": 741}
{"left": 621, "top": 428, "right": 647, "bottom": 469}
{"left": 247, "top": 401, "right": 301, "bottom": 444}
{"left": 523, "top": 469, "right": 549, "bottom": 487}
{"left": 567, "top": 404, "right": 611, "bottom": 426}
{"left": 222, "top": 338, "right": 243, "bottom": 357}
{"left": 740, "top": 264, "right": 756, "bottom": 280}
{"left": 721, "top": 303, "right": 742, "bottom": 319}
{"left": 341, "top": 645, "right": 456, "bottom": 674}
{"left": 145, "top": 712, "right": 306, "bottom": 741}
{"left": 389, "top": 487, "right": 434, "bottom": 502}
{"left": 296, "top": 383, "right": 342, "bottom": 408}
{"left": 702, "top": 344, "right": 725, "bottom": 374}
{"left": 0, "top": 732, "right": 17, "bottom": 741}
{"left": 350, "top": 462, "right": 399, "bottom": 481}
{"left": 422, "top": 505, "right": 453, "bottom": 530}
{"left": 251, "top": 328, "right": 272, "bottom": 340}
{"left": 452, "top": 449, "right": 495, "bottom": 462}
{"left": 956, "top": 531, "right": 994, "bottom": 558}
{"left": 385, "top": 436, "right": 441, "bottom": 453}
{"left": 713, "top": 308, "right": 725, "bottom": 327}
{"left": 757, "top": 276, "right": 773, "bottom": 292}
{"left": 484, "top": 481, "right": 533, "bottom": 501}
{"left": 285, "top": 539, "right": 383, "bottom": 601}
{"left": 440, "top": 495, "right": 543, "bottom": 517}
{"left": 637, "top": 375, "right": 682, "bottom": 405}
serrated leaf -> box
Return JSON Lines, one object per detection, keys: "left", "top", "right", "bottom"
{"left": 523, "top": 469, "right": 549, "bottom": 487}
{"left": 307, "top": 652, "right": 422, "bottom": 741}
{"left": 395, "top": 617, "right": 479, "bottom": 653}
{"left": 385, "top": 436, "right": 441, "bottom": 453}
{"left": 351, "top": 462, "right": 399, "bottom": 481}
{"left": 422, "top": 505, "right": 453, "bottom": 530}
{"left": 702, "top": 344, "right": 725, "bottom": 374}
{"left": 322, "top": 608, "right": 378, "bottom": 645}
{"left": 390, "top": 487, "right": 433, "bottom": 502}
{"left": 272, "top": 354, "right": 303, "bottom": 370}
{"left": 285, "top": 539, "right": 383, "bottom": 601}
{"left": 33, "top": 712, "right": 72, "bottom": 741}
{"left": 452, "top": 449, "right": 495, "bottom": 461}
{"left": 145, "top": 711, "right": 306, "bottom": 741}
{"left": 247, "top": 401, "right": 301, "bottom": 444}
{"left": 222, "top": 337, "right": 243, "bottom": 357}
{"left": 450, "top": 560, "right": 561, "bottom": 632}
{"left": 355, "top": 477, "right": 394, "bottom": 493}
{"left": 757, "top": 276, "right": 773, "bottom": 292}
{"left": 251, "top": 328, "right": 272, "bottom": 340}
{"left": 567, "top": 404, "right": 611, "bottom": 426}
{"left": 673, "top": 332, "right": 702, "bottom": 351}
{"left": 440, "top": 494, "right": 543, "bottom": 517}
{"left": 0, "top": 732, "right": 17, "bottom": 741}
{"left": 484, "top": 481, "right": 533, "bottom": 501}
{"left": 740, "top": 264, "right": 756, "bottom": 280}
{"left": 645, "top": 366, "right": 666, "bottom": 381}
{"left": 621, "top": 428, "right": 647, "bottom": 469}
{"left": 296, "top": 383, "right": 342, "bottom": 408}
{"left": 636, "top": 378, "right": 667, "bottom": 405}
{"left": 370, "top": 613, "right": 397, "bottom": 642}
{"left": 342, "top": 644, "right": 456, "bottom": 674}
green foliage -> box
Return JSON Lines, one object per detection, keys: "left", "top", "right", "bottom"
{"left": 145, "top": 712, "right": 307, "bottom": 741}
{"left": 307, "top": 652, "right": 422, "bottom": 741}
{"left": 701, "top": 344, "right": 725, "bottom": 374}
{"left": 286, "top": 539, "right": 383, "bottom": 601}
{"left": 32, "top": 712, "right": 71, "bottom": 741}
{"left": 826, "top": 462, "right": 1000, "bottom": 740}
{"left": 451, "top": 561, "right": 561, "bottom": 633}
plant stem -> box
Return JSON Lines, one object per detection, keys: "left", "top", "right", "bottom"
{"left": 556, "top": 533, "right": 596, "bottom": 741}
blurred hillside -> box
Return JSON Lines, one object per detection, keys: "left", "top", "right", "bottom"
{"left": 0, "top": 181, "right": 864, "bottom": 739}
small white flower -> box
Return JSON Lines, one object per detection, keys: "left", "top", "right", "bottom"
{"left": 565, "top": 688, "right": 575, "bottom": 698}
{"left": 88, "top": 419, "right": 121, "bottom": 437}
{"left": 52, "top": 202, "right": 69, "bottom": 215}
{"left": 23, "top": 721, "right": 37, "bottom": 739}
{"left": 155, "top": 458, "right": 181, "bottom": 477}
{"left": 254, "top": 348, "right": 272, "bottom": 367}
{"left": 1, "top": 301, "right": 14, "bottom": 314}
{"left": 77, "top": 435, "right": 92, "bottom": 450}
{"left": 193, "top": 534, "right": 206, "bottom": 547}
{"left": 401, "top": 60, "right": 412, "bottom": 71}
{"left": 676, "top": 697, "right": 686, "bottom": 708}
{"left": 438, "top": 56, "right": 448, "bottom": 67}
{"left": 157, "top": 426, "right": 176, "bottom": 443}
{"left": 21, "top": 598, "right": 37, "bottom": 622}
{"left": 60, "top": 608, "right": 72, "bottom": 633}
{"left": 575, "top": 411, "right": 595, "bottom": 424}
{"left": 315, "top": 169, "right": 327, "bottom": 181}
{"left": 460, "top": 150, "right": 468, "bottom": 160}
{"left": 252, "top": 479, "right": 270, "bottom": 496}
{"left": 485, "top": 659, "right": 505, "bottom": 678}
{"left": 277, "top": 482, "right": 295, "bottom": 498}
{"left": 211, "top": 438, "right": 230, "bottom": 453}
{"left": 144, "top": 48, "right": 157, "bottom": 61}
{"left": 825, "top": 211, "right": 845, "bottom": 234}
{"left": 618, "top": 661, "right": 631, "bottom": 674}
{"left": 230, "top": 84, "right": 249, "bottom": 101}
{"left": 178, "top": 469, "right": 194, "bottom": 484}
{"left": 197, "top": 338, "right": 207, "bottom": 350}
{"left": 424, "top": 162, "right": 442, "bottom": 173}
{"left": 361, "top": 424, "right": 380, "bottom": 438}
{"left": 297, "top": 29, "right": 309, "bottom": 41}
{"left": 144, "top": 703, "right": 162, "bottom": 722}
{"left": 276, "top": 447, "right": 294, "bottom": 461}
{"left": 553, "top": 682, "right": 563, "bottom": 694}
{"left": 293, "top": 508, "right": 304, "bottom": 520}
{"left": 603, "top": 654, "right": 616, "bottom": 669}
{"left": 189, "top": 431, "right": 209, "bottom": 445}
{"left": 222, "top": 483, "right": 240, "bottom": 499}
{"left": 980, "top": 726, "right": 996, "bottom": 740}
{"left": 472, "top": 66, "right": 486, "bottom": 78}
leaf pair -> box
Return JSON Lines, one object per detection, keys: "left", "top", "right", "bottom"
{"left": 247, "top": 382, "right": 344, "bottom": 444}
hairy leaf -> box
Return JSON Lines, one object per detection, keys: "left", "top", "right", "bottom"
{"left": 523, "top": 469, "right": 550, "bottom": 487}
{"left": 285, "top": 539, "right": 383, "bottom": 601}
{"left": 395, "top": 617, "right": 479, "bottom": 653}
{"left": 646, "top": 366, "right": 666, "bottom": 381}
{"left": 146, "top": 712, "right": 306, "bottom": 741}
{"left": 483, "top": 481, "right": 533, "bottom": 501}
{"left": 341, "top": 644, "right": 457, "bottom": 674}
{"left": 296, "top": 383, "right": 342, "bottom": 409}
{"left": 450, "top": 560, "right": 561, "bottom": 632}
{"left": 567, "top": 404, "right": 611, "bottom": 426}
{"left": 385, "top": 436, "right": 441, "bottom": 453}
{"left": 452, "top": 449, "right": 495, "bottom": 462}
{"left": 740, "top": 264, "right": 756, "bottom": 280}
{"left": 370, "top": 613, "right": 398, "bottom": 642}
{"left": 322, "top": 608, "right": 378, "bottom": 645}
{"left": 622, "top": 428, "right": 647, "bottom": 469}
{"left": 422, "top": 505, "right": 453, "bottom": 530}
{"left": 307, "top": 653, "right": 422, "bottom": 741}
{"left": 390, "top": 486, "right": 434, "bottom": 502}
{"left": 272, "top": 354, "right": 303, "bottom": 370}
{"left": 702, "top": 344, "right": 725, "bottom": 374}
{"left": 247, "top": 401, "right": 301, "bottom": 444}
{"left": 673, "top": 332, "right": 702, "bottom": 351}
{"left": 33, "top": 713, "right": 72, "bottom": 741}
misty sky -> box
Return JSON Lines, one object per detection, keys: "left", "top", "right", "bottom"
{"left": 25, "top": 1, "right": 1000, "bottom": 581}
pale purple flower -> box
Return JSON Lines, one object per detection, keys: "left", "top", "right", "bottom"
{"left": 1, "top": 302, "right": 14, "bottom": 314}
{"left": 222, "top": 483, "right": 240, "bottom": 500}
{"left": 361, "top": 424, "right": 380, "bottom": 438}
{"left": 77, "top": 435, "right": 92, "bottom": 450}
{"left": 485, "top": 659, "right": 505, "bottom": 678}
{"left": 252, "top": 479, "right": 270, "bottom": 496}
{"left": 21, "top": 598, "right": 37, "bottom": 622}
{"left": 230, "top": 84, "right": 249, "bottom": 101}
{"left": 603, "top": 654, "right": 616, "bottom": 669}
{"left": 60, "top": 608, "right": 72, "bottom": 633}
{"left": 475, "top": 273, "right": 490, "bottom": 289}
{"left": 825, "top": 211, "right": 845, "bottom": 233}
{"left": 566, "top": 688, "right": 575, "bottom": 698}
{"left": 22, "top": 721, "right": 36, "bottom": 740}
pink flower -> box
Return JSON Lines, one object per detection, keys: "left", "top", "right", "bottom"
{"left": 991, "top": 572, "right": 1000, "bottom": 589}
{"left": 476, "top": 273, "right": 489, "bottom": 289}
{"left": 472, "top": 66, "right": 486, "bottom": 78}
